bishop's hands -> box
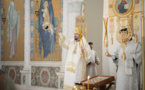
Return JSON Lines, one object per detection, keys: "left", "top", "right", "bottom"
{"left": 91, "top": 62, "right": 99, "bottom": 66}
{"left": 81, "top": 49, "right": 84, "bottom": 53}
{"left": 91, "top": 62, "right": 95, "bottom": 66}
{"left": 106, "top": 54, "right": 112, "bottom": 58}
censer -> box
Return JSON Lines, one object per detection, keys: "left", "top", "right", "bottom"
{"left": 72, "top": 83, "right": 86, "bottom": 90}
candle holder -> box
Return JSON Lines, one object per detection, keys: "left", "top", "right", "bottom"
{"left": 2, "top": 8, "right": 6, "bottom": 24}
{"left": 35, "top": 11, "right": 39, "bottom": 16}
{"left": 35, "top": 0, "right": 39, "bottom": 17}
{"left": 75, "top": 82, "right": 83, "bottom": 85}
{"left": 93, "top": 87, "right": 97, "bottom": 90}
{"left": 87, "top": 76, "right": 90, "bottom": 90}
{"left": 73, "top": 83, "right": 86, "bottom": 90}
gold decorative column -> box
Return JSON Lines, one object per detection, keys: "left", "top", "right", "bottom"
{"left": 133, "top": 13, "right": 139, "bottom": 43}
{"left": 109, "top": 17, "right": 115, "bottom": 45}
{"left": 103, "top": 17, "right": 110, "bottom": 56}
{"left": 141, "top": 0, "right": 145, "bottom": 90}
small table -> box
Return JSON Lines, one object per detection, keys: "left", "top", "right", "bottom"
{"left": 78, "top": 75, "right": 115, "bottom": 90}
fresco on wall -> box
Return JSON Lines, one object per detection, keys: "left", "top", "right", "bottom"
{"left": 31, "top": 0, "right": 63, "bottom": 61}
{"left": 38, "top": 0, "right": 56, "bottom": 58}
{"left": 2, "top": 0, "right": 24, "bottom": 61}
{"left": 7, "top": 0, "right": 20, "bottom": 58}
{"left": 2, "top": 66, "right": 23, "bottom": 84}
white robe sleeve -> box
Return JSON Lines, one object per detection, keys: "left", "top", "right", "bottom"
{"left": 87, "top": 58, "right": 91, "bottom": 65}
{"left": 82, "top": 36, "right": 91, "bottom": 61}
{"left": 58, "top": 33, "right": 69, "bottom": 50}
{"left": 132, "top": 42, "right": 142, "bottom": 65}
{"left": 126, "top": 42, "right": 142, "bottom": 65}
{"left": 131, "top": 42, "right": 142, "bottom": 90}
{"left": 112, "top": 47, "right": 120, "bottom": 65}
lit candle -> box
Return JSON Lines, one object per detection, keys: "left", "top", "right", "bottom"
{"left": 87, "top": 76, "right": 90, "bottom": 90}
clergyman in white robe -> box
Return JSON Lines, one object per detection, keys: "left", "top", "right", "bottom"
{"left": 112, "top": 39, "right": 142, "bottom": 90}
{"left": 58, "top": 28, "right": 91, "bottom": 90}
{"left": 87, "top": 49, "right": 100, "bottom": 77}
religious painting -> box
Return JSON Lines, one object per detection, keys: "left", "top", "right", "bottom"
{"left": 38, "top": 0, "right": 56, "bottom": 58}
{"left": 113, "top": 0, "right": 135, "bottom": 17}
{"left": 2, "top": 0, "right": 24, "bottom": 61}
{"left": 7, "top": 0, "right": 20, "bottom": 58}
{"left": 31, "top": 0, "right": 63, "bottom": 61}
{"left": 116, "top": 0, "right": 131, "bottom": 13}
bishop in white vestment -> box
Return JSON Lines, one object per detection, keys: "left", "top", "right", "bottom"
{"left": 58, "top": 27, "right": 91, "bottom": 90}
{"left": 87, "top": 42, "right": 100, "bottom": 77}
{"left": 108, "top": 38, "right": 142, "bottom": 90}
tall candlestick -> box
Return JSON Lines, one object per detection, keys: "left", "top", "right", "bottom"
{"left": 87, "top": 76, "right": 90, "bottom": 90}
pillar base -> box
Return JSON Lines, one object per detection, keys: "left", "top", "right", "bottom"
{"left": 20, "top": 70, "right": 31, "bottom": 87}
{"left": 56, "top": 72, "right": 65, "bottom": 89}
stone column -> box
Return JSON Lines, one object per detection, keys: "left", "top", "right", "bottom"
{"left": 23, "top": 0, "right": 31, "bottom": 70}
{"left": 20, "top": 0, "right": 31, "bottom": 88}
{"left": 60, "top": 0, "right": 69, "bottom": 72}
{"left": 67, "top": 0, "right": 83, "bottom": 41}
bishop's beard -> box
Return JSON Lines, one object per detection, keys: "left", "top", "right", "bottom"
{"left": 75, "top": 38, "right": 78, "bottom": 40}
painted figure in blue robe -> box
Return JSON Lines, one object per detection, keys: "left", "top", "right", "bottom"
{"left": 38, "top": 0, "right": 56, "bottom": 58}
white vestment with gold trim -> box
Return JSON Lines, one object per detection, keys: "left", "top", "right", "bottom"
{"left": 112, "top": 40, "right": 142, "bottom": 90}
{"left": 59, "top": 33, "right": 91, "bottom": 90}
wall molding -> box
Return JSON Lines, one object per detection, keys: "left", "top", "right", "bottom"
{"left": 16, "top": 84, "right": 59, "bottom": 90}
{"left": 1, "top": 61, "right": 24, "bottom": 66}
{"left": 30, "top": 61, "right": 62, "bottom": 67}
